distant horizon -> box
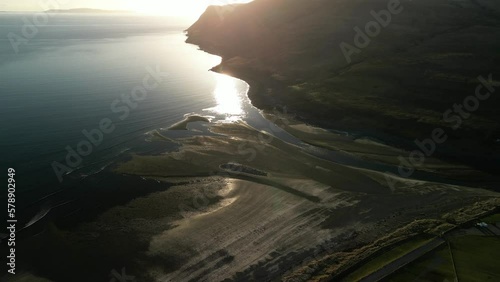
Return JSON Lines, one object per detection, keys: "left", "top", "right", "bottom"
{"left": 44, "top": 8, "right": 135, "bottom": 13}
{"left": 0, "top": 9, "right": 182, "bottom": 17}
{"left": 0, "top": 7, "right": 204, "bottom": 21}
{"left": 0, "top": 0, "right": 253, "bottom": 18}
{"left": 0, "top": 7, "right": 182, "bottom": 15}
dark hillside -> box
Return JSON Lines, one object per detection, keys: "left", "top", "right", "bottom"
{"left": 187, "top": 0, "right": 500, "bottom": 172}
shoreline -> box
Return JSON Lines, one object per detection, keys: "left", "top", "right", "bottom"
{"left": 205, "top": 56, "right": 500, "bottom": 179}
{"left": 198, "top": 60, "right": 500, "bottom": 190}
{"left": 6, "top": 36, "right": 499, "bottom": 282}
{"left": 109, "top": 118, "right": 499, "bottom": 281}
{"left": 184, "top": 2, "right": 500, "bottom": 177}
{"left": 4, "top": 14, "right": 500, "bottom": 281}
{"left": 7, "top": 117, "right": 499, "bottom": 281}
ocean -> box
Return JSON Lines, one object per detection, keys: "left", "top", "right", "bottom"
{"left": 0, "top": 13, "right": 273, "bottom": 224}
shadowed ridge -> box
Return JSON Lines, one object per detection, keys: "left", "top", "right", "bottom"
{"left": 186, "top": 0, "right": 500, "bottom": 174}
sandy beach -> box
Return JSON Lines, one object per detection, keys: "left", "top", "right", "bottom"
{"left": 13, "top": 117, "right": 496, "bottom": 281}
{"left": 4, "top": 1, "right": 500, "bottom": 281}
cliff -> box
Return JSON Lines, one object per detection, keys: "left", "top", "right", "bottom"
{"left": 186, "top": 0, "right": 500, "bottom": 171}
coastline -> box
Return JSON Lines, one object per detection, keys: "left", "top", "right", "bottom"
{"left": 8, "top": 31, "right": 499, "bottom": 282}
{"left": 4, "top": 9, "right": 500, "bottom": 281}
{"left": 9, "top": 79, "right": 499, "bottom": 281}
{"left": 82, "top": 119, "right": 500, "bottom": 281}
{"left": 174, "top": 5, "right": 500, "bottom": 278}
{"left": 184, "top": 1, "right": 500, "bottom": 176}
{"left": 183, "top": 39, "right": 500, "bottom": 190}
{"left": 196, "top": 48, "right": 500, "bottom": 179}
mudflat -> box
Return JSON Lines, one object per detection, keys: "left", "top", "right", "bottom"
{"left": 26, "top": 119, "right": 496, "bottom": 281}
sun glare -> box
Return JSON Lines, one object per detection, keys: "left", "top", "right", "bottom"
{"left": 127, "top": 0, "right": 253, "bottom": 18}
{"left": 127, "top": 0, "right": 203, "bottom": 17}
{"left": 210, "top": 74, "right": 244, "bottom": 118}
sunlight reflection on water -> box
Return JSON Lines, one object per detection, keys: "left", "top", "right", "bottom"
{"left": 208, "top": 74, "right": 244, "bottom": 120}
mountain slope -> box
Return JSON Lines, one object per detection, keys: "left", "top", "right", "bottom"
{"left": 187, "top": 0, "right": 500, "bottom": 171}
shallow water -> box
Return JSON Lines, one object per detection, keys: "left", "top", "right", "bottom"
{"left": 0, "top": 15, "right": 230, "bottom": 206}
{"left": 0, "top": 14, "right": 303, "bottom": 218}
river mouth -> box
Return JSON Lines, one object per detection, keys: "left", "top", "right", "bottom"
{"left": 2, "top": 13, "right": 499, "bottom": 282}
{"left": 11, "top": 111, "right": 499, "bottom": 281}
{"left": 7, "top": 42, "right": 498, "bottom": 281}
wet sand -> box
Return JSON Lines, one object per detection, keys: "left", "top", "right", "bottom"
{"left": 85, "top": 121, "right": 500, "bottom": 280}
{"left": 168, "top": 115, "right": 211, "bottom": 130}
{"left": 13, "top": 120, "right": 499, "bottom": 282}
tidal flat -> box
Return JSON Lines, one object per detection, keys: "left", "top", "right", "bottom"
{"left": 18, "top": 119, "right": 497, "bottom": 281}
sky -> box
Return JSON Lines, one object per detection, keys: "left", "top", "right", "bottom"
{"left": 0, "top": 0, "right": 253, "bottom": 18}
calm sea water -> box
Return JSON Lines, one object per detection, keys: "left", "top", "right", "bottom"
{"left": 0, "top": 14, "right": 278, "bottom": 215}
{"left": 1, "top": 14, "right": 470, "bottom": 227}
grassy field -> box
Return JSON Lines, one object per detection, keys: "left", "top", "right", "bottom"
{"left": 386, "top": 243, "right": 456, "bottom": 282}
{"left": 451, "top": 235, "right": 500, "bottom": 281}
{"left": 343, "top": 237, "right": 433, "bottom": 281}
{"left": 389, "top": 234, "right": 500, "bottom": 281}
{"left": 482, "top": 213, "right": 500, "bottom": 224}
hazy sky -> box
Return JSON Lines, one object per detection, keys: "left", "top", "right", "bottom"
{"left": 1, "top": 0, "right": 253, "bottom": 18}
